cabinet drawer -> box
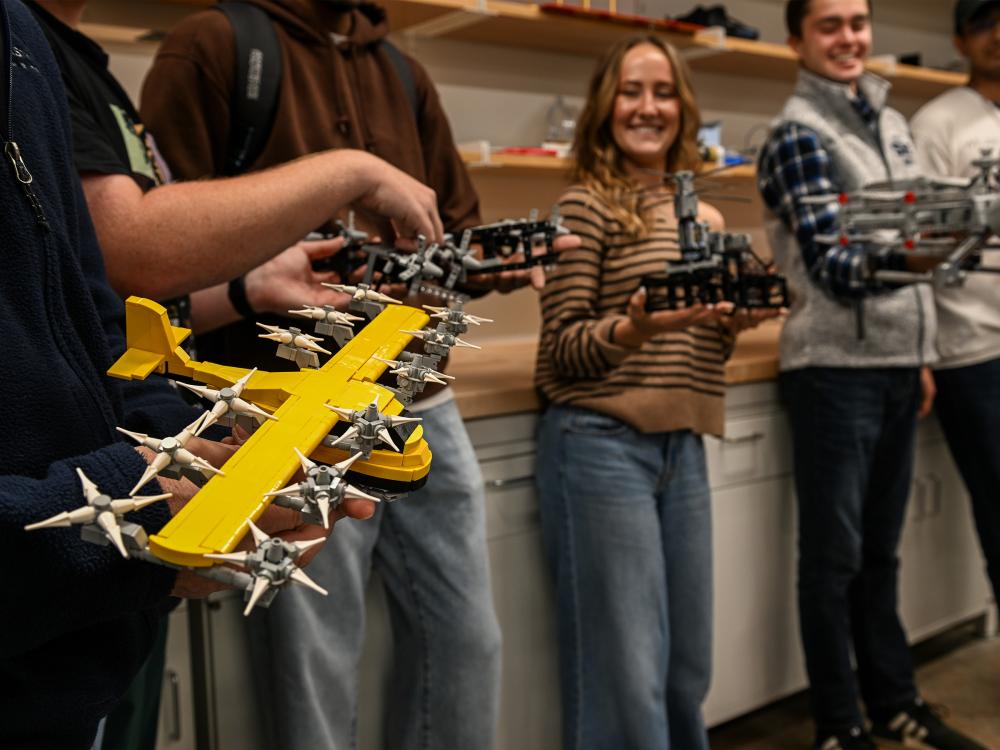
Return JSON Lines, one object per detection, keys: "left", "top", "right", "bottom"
{"left": 484, "top": 472, "right": 541, "bottom": 540}
{"left": 466, "top": 413, "right": 537, "bottom": 450}
{"left": 705, "top": 410, "right": 792, "bottom": 489}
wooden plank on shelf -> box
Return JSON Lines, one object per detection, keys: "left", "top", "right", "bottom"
{"left": 387, "top": 0, "right": 697, "bottom": 57}
{"left": 387, "top": 0, "right": 965, "bottom": 101}
{"left": 78, "top": 22, "right": 158, "bottom": 47}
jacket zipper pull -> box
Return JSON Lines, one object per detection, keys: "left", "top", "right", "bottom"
{"left": 5, "top": 141, "right": 50, "bottom": 232}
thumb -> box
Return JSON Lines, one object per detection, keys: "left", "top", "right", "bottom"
{"left": 301, "top": 237, "right": 346, "bottom": 261}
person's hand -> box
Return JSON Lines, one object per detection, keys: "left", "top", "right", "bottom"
{"left": 244, "top": 237, "right": 353, "bottom": 315}
{"left": 133, "top": 428, "right": 376, "bottom": 600}
{"left": 610, "top": 286, "right": 719, "bottom": 348}
{"left": 918, "top": 366, "right": 936, "bottom": 419}
{"left": 357, "top": 158, "right": 443, "bottom": 243}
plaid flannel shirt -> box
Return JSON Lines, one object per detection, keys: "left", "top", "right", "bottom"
{"left": 757, "top": 93, "right": 882, "bottom": 299}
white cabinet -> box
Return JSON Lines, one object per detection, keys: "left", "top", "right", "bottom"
{"left": 156, "top": 603, "right": 197, "bottom": 750}
{"left": 899, "top": 436, "right": 994, "bottom": 641}
{"left": 155, "top": 595, "right": 264, "bottom": 750}
{"left": 161, "top": 385, "right": 994, "bottom": 750}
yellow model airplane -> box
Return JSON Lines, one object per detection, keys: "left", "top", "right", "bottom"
{"left": 106, "top": 295, "right": 433, "bottom": 569}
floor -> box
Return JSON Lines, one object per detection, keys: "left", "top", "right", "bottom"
{"left": 709, "top": 620, "right": 1000, "bottom": 750}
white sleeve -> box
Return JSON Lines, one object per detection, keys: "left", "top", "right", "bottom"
{"left": 911, "top": 105, "right": 955, "bottom": 178}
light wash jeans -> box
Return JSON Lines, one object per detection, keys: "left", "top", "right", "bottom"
{"left": 249, "top": 397, "right": 502, "bottom": 750}
{"left": 536, "top": 404, "right": 713, "bottom": 750}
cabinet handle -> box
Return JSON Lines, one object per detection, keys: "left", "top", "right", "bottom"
{"left": 722, "top": 432, "right": 764, "bottom": 445}
{"left": 927, "top": 473, "right": 943, "bottom": 517}
{"left": 485, "top": 476, "right": 535, "bottom": 490}
{"left": 165, "top": 669, "right": 182, "bottom": 741}
{"left": 910, "top": 477, "right": 927, "bottom": 522}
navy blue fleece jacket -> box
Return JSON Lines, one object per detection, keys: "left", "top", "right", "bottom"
{"left": 0, "top": 2, "right": 201, "bottom": 746}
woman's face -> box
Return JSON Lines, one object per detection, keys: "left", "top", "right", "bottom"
{"left": 611, "top": 43, "right": 681, "bottom": 173}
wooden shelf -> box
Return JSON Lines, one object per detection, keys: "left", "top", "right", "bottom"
{"left": 78, "top": 22, "right": 160, "bottom": 48}
{"left": 386, "top": 0, "right": 967, "bottom": 100}
{"left": 120, "top": 0, "right": 969, "bottom": 100}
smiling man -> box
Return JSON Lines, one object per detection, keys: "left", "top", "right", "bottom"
{"left": 757, "top": 2, "right": 988, "bottom": 749}
{"left": 910, "top": 0, "right": 1000, "bottom": 616}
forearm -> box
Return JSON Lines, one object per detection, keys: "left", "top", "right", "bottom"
{"left": 89, "top": 149, "right": 381, "bottom": 299}
{"left": 190, "top": 284, "right": 240, "bottom": 334}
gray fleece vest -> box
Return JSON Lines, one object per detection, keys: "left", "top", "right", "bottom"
{"left": 764, "top": 69, "right": 937, "bottom": 370}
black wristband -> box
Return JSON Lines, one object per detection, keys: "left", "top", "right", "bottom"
{"left": 227, "top": 276, "right": 256, "bottom": 319}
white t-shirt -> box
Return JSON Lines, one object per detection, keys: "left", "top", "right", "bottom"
{"left": 911, "top": 86, "right": 1000, "bottom": 369}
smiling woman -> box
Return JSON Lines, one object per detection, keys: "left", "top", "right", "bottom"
{"left": 532, "top": 35, "right": 745, "bottom": 750}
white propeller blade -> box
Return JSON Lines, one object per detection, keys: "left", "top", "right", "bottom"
{"left": 325, "top": 404, "right": 356, "bottom": 421}
{"left": 263, "top": 485, "right": 305, "bottom": 500}
{"left": 204, "top": 550, "right": 252, "bottom": 565}
{"left": 76, "top": 468, "right": 102, "bottom": 503}
{"left": 332, "top": 426, "right": 360, "bottom": 447}
{"left": 97, "top": 512, "right": 129, "bottom": 558}
{"left": 175, "top": 381, "right": 219, "bottom": 402}
{"left": 294, "top": 447, "right": 317, "bottom": 473}
{"left": 321, "top": 282, "right": 354, "bottom": 295}
{"left": 289, "top": 567, "right": 328, "bottom": 596}
{"left": 247, "top": 519, "right": 270, "bottom": 548}
{"left": 452, "top": 338, "right": 481, "bottom": 350}
{"left": 109, "top": 494, "right": 171, "bottom": 514}
{"left": 345, "top": 484, "right": 381, "bottom": 504}
{"left": 290, "top": 537, "right": 327, "bottom": 557}
{"left": 334, "top": 452, "right": 363, "bottom": 473}
{"left": 376, "top": 426, "right": 399, "bottom": 452}
{"left": 244, "top": 576, "right": 272, "bottom": 616}
{"left": 316, "top": 496, "right": 332, "bottom": 529}
{"left": 24, "top": 506, "right": 97, "bottom": 531}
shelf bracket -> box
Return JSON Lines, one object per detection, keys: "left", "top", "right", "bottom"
{"left": 684, "top": 26, "right": 728, "bottom": 62}
{"left": 402, "top": 1, "right": 496, "bottom": 40}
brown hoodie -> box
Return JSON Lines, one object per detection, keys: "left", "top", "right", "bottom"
{"left": 140, "top": 0, "right": 480, "bottom": 239}
{"left": 140, "top": 0, "right": 481, "bottom": 373}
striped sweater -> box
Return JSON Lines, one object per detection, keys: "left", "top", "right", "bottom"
{"left": 535, "top": 184, "right": 730, "bottom": 437}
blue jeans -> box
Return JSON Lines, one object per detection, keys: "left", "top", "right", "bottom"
{"left": 248, "top": 397, "right": 502, "bottom": 750}
{"left": 536, "top": 404, "right": 713, "bottom": 750}
{"left": 781, "top": 367, "right": 920, "bottom": 736}
{"left": 934, "top": 356, "right": 1000, "bottom": 601}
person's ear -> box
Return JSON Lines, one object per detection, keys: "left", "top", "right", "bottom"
{"left": 788, "top": 34, "right": 803, "bottom": 57}
{"left": 954, "top": 33, "right": 969, "bottom": 59}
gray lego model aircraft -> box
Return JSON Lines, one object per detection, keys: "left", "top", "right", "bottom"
{"left": 811, "top": 150, "right": 1000, "bottom": 290}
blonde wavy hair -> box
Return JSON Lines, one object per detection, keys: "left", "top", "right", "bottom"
{"left": 571, "top": 35, "right": 702, "bottom": 237}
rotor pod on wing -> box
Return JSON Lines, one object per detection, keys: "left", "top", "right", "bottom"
{"left": 24, "top": 468, "right": 171, "bottom": 558}
{"left": 176, "top": 368, "right": 276, "bottom": 435}
{"left": 264, "top": 448, "right": 379, "bottom": 529}
{"left": 205, "top": 520, "right": 328, "bottom": 615}
{"left": 117, "top": 415, "right": 224, "bottom": 496}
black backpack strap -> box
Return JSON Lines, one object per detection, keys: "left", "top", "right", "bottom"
{"left": 216, "top": 2, "right": 282, "bottom": 176}
{"left": 380, "top": 40, "right": 419, "bottom": 123}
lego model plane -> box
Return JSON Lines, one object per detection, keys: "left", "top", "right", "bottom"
{"left": 641, "top": 170, "right": 790, "bottom": 311}
{"left": 311, "top": 210, "right": 570, "bottom": 299}
{"left": 25, "top": 292, "right": 488, "bottom": 613}
{"left": 809, "top": 149, "right": 1000, "bottom": 289}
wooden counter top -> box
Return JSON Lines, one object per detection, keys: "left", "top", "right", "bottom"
{"left": 448, "top": 319, "right": 782, "bottom": 420}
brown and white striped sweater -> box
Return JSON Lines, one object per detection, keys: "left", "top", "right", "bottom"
{"left": 535, "top": 184, "right": 730, "bottom": 437}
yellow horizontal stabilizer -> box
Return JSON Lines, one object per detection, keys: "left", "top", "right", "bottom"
{"left": 107, "top": 348, "right": 164, "bottom": 380}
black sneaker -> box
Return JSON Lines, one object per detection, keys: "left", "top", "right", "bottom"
{"left": 672, "top": 4, "right": 760, "bottom": 40}
{"left": 870, "top": 699, "right": 989, "bottom": 750}
{"left": 815, "top": 726, "right": 878, "bottom": 750}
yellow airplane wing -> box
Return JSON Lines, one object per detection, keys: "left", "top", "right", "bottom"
{"left": 109, "top": 297, "right": 432, "bottom": 567}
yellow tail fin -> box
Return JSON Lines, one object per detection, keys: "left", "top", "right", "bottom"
{"left": 108, "top": 297, "right": 193, "bottom": 381}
